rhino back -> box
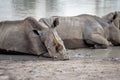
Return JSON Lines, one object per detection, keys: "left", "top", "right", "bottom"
{"left": 0, "top": 20, "right": 45, "bottom": 54}
{"left": 51, "top": 15, "right": 106, "bottom": 49}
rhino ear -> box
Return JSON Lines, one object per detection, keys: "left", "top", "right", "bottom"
{"left": 51, "top": 18, "right": 59, "bottom": 28}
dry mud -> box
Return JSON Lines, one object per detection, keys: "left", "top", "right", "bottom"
{"left": 0, "top": 47, "right": 120, "bottom": 80}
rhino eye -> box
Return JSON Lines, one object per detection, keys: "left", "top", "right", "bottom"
{"left": 33, "top": 30, "right": 39, "bottom": 35}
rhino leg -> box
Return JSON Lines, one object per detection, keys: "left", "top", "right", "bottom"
{"left": 88, "top": 34, "right": 110, "bottom": 48}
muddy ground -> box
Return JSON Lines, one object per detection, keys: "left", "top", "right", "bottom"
{"left": 0, "top": 47, "right": 120, "bottom": 80}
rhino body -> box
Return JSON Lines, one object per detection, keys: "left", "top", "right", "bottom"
{"left": 40, "top": 14, "right": 120, "bottom": 49}
{"left": 0, "top": 17, "right": 69, "bottom": 60}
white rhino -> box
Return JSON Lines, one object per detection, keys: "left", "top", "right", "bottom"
{"left": 39, "top": 14, "right": 120, "bottom": 49}
{"left": 0, "top": 17, "right": 69, "bottom": 60}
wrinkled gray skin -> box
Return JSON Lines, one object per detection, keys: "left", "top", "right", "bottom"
{"left": 39, "top": 14, "right": 120, "bottom": 49}
{"left": 0, "top": 17, "right": 69, "bottom": 60}
{"left": 102, "top": 11, "right": 120, "bottom": 45}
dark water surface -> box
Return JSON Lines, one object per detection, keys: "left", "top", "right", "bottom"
{"left": 0, "top": 0, "right": 120, "bottom": 60}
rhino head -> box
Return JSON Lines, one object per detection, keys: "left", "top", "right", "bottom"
{"left": 108, "top": 24, "right": 120, "bottom": 46}
{"left": 103, "top": 11, "right": 120, "bottom": 29}
{"left": 102, "top": 11, "right": 120, "bottom": 46}
{"left": 34, "top": 18, "right": 69, "bottom": 60}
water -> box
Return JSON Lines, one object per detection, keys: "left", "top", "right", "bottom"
{"left": 0, "top": 0, "right": 120, "bottom": 21}
{"left": 0, "top": 0, "right": 120, "bottom": 60}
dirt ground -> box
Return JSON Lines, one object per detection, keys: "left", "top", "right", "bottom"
{"left": 0, "top": 60, "right": 120, "bottom": 80}
{"left": 0, "top": 47, "right": 120, "bottom": 80}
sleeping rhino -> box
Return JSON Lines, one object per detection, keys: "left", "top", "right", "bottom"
{"left": 39, "top": 14, "right": 120, "bottom": 49}
{"left": 0, "top": 17, "right": 69, "bottom": 60}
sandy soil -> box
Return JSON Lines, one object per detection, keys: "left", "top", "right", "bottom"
{"left": 0, "top": 47, "right": 120, "bottom": 80}
{"left": 0, "top": 60, "right": 120, "bottom": 80}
